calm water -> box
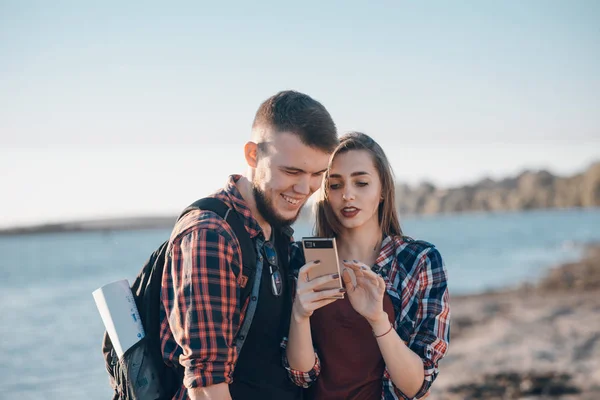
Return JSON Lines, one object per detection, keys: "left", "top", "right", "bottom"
{"left": 1, "top": 209, "right": 599, "bottom": 399}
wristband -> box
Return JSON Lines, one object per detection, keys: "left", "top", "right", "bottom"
{"left": 373, "top": 322, "right": 393, "bottom": 338}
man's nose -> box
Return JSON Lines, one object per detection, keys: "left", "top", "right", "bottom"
{"left": 308, "top": 174, "right": 326, "bottom": 194}
{"left": 294, "top": 175, "right": 311, "bottom": 195}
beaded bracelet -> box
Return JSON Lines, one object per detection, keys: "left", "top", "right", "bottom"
{"left": 373, "top": 322, "right": 394, "bottom": 338}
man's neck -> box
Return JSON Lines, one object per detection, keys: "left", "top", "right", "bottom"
{"left": 235, "top": 176, "right": 272, "bottom": 239}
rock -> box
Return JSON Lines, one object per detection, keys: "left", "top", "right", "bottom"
{"left": 396, "top": 161, "right": 600, "bottom": 215}
{"left": 581, "top": 162, "right": 600, "bottom": 207}
{"left": 447, "top": 372, "right": 581, "bottom": 399}
{"left": 537, "top": 244, "right": 600, "bottom": 292}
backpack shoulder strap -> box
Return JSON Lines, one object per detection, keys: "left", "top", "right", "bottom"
{"left": 182, "top": 197, "right": 257, "bottom": 304}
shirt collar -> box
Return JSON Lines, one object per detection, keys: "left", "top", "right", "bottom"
{"left": 374, "top": 235, "right": 396, "bottom": 272}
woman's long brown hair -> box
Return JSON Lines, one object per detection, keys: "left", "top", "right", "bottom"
{"left": 314, "top": 132, "right": 402, "bottom": 238}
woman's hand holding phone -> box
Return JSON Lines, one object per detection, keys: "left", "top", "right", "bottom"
{"left": 292, "top": 261, "right": 346, "bottom": 323}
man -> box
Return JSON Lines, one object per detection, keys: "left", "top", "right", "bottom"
{"left": 160, "top": 90, "right": 338, "bottom": 399}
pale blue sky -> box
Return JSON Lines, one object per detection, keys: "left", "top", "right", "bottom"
{"left": 1, "top": 1, "right": 599, "bottom": 227}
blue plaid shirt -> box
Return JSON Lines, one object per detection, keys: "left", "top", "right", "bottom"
{"left": 287, "top": 235, "right": 451, "bottom": 399}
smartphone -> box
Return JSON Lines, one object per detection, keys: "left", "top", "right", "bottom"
{"left": 302, "top": 237, "right": 343, "bottom": 292}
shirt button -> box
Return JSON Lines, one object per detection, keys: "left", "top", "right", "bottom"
{"left": 239, "top": 335, "right": 245, "bottom": 340}
{"left": 259, "top": 256, "right": 263, "bottom": 261}
{"left": 251, "top": 296, "right": 257, "bottom": 301}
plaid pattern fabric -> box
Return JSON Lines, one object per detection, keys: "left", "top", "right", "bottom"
{"left": 280, "top": 337, "right": 322, "bottom": 388}
{"left": 159, "top": 175, "right": 265, "bottom": 398}
{"left": 289, "top": 235, "right": 451, "bottom": 399}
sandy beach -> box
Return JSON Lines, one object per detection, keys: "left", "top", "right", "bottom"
{"left": 430, "top": 244, "right": 600, "bottom": 399}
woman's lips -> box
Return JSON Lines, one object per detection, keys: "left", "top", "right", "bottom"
{"left": 341, "top": 207, "right": 360, "bottom": 218}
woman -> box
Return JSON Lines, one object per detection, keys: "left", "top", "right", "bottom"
{"left": 284, "top": 132, "right": 450, "bottom": 399}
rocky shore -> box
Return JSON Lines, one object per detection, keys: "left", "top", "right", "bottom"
{"left": 396, "top": 161, "right": 600, "bottom": 215}
{"left": 430, "top": 244, "right": 600, "bottom": 399}
{"left": 1, "top": 162, "right": 598, "bottom": 236}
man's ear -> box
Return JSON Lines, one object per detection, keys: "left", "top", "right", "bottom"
{"left": 244, "top": 141, "right": 258, "bottom": 168}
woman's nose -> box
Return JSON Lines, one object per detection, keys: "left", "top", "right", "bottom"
{"left": 342, "top": 191, "right": 355, "bottom": 201}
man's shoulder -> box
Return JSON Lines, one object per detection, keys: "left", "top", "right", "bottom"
{"left": 169, "top": 204, "right": 236, "bottom": 246}
{"left": 170, "top": 210, "right": 232, "bottom": 242}
{"left": 289, "top": 241, "right": 305, "bottom": 272}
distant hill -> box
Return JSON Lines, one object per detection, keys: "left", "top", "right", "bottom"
{"left": 395, "top": 161, "right": 600, "bottom": 215}
{"left": 0, "top": 216, "right": 177, "bottom": 236}
{"left": 1, "top": 161, "right": 598, "bottom": 236}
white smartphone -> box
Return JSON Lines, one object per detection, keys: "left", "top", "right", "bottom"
{"left": 302, "top": 237, "right": 343, "bottom": 292}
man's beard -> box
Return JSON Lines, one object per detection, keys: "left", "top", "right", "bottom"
{"left": 252, "top": 182, "right": 301, "bottom": 230}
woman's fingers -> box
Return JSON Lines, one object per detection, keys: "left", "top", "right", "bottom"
{"left": 297, "top": 261, "right": 344, "bottom": 291}
{"left": 343, "top": 261, "right": 364, "bottom": 276}
{"left": 342, "top": 268, "right": 356, "bottom": 292}
{"left": 308, "top": 287, "right": 346, "bottom": 301}
{"left": 343, "top": 261, "right": 387, "bottom": 292}
{"left": 298, "top": 287, "right": 345, "bottom": 313}
{"left": 311, "top": 297, "right": 340, "bottom": 310}
{"left": 343, "top": 261, "right": 380, "bottom": 284}
{"left": 297, "top": 271, "right": 341, "bottom": 294}
{"left": 297, "top": 260, "right": 323, "bottom": 283}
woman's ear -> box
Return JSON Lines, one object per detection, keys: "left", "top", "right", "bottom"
{"left": 244, "top": 141, "right": 258, "bottom": 168}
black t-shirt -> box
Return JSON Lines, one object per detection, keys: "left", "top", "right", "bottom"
{"left": 229, "top": 237, "right": 301, "bottom": 400}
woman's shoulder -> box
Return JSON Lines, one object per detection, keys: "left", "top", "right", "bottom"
{"left": 389, "top": 235, "right": 443, "bottom": 269}
{"left": 391, "top": 235, "right": 437, "bottom": 252}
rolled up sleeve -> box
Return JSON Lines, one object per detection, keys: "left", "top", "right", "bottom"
{"left": 165, "top": 228, "right": 242, "bottom": 389}
{"left": 280, "top": 337, "right": 321, "bottom": 388}
{"left": 399, "top": 247, "right": 451, "bottom": 399}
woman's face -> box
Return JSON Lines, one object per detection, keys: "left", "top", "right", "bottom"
{"left": 327, "top": 149, "right": 382, "bottom": 232}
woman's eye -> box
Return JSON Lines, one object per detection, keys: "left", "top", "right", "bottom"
{"left": 356, "top": 182, "right": 369, "bottom": 187}
{"left": 329, "top": 183, "right": 341, "bottom": 190}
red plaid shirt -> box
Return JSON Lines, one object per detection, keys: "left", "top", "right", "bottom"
{"left": 159, "top": 175, "right": 319, "bottom": 399}
{"left": 289, "top": 235, "right": 451, "bottom": 399}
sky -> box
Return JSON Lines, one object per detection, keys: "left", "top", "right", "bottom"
{"left": 1, "top": 0, "right": 599, "bottom": 228}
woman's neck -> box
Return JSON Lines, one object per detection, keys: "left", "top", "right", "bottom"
{"left": 336, "top": 220, "right": 383, "bottom": 266}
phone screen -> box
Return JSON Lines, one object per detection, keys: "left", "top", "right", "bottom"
{"left": 302, "top": 237, "right": 343, "bottom": 291}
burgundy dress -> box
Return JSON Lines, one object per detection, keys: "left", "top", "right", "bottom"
{"left": 306, "top": 293, "right": 396, "bottom": 400}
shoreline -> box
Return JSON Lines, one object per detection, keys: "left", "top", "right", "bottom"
{"left": 431, "top": 243, "right": 600, "bottom": 399}
{"left": 1, "top": 207, "right": 597, "bottom": 237}
{"left": 0, "top": 216, "right": 177, "bottom": 236}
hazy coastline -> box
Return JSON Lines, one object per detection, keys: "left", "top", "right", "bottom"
{"left": 0, "top": 215, "right": 178, "bottom": 236}
{"left": 2, "top": 161, "right": 599, "bottom": 236}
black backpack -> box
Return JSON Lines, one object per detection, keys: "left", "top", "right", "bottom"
{"left": 102, "top": 197, "right": 257, "bottom": 400}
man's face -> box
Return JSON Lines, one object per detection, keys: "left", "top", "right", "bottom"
{"left": 252, "top": 132, "right": 331, "bottom": 228}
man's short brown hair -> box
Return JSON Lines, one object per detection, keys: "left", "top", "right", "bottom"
{"left": 252, "top": 90, "right": 338, "bottom": 153}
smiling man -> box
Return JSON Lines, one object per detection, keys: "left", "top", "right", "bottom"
{"left": 160, "top": 90, "right": 338, "bottom": 400}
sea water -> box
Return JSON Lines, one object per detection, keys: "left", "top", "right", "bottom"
{"left": 1, "top": 209, "right": 598, "bottom": 399}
